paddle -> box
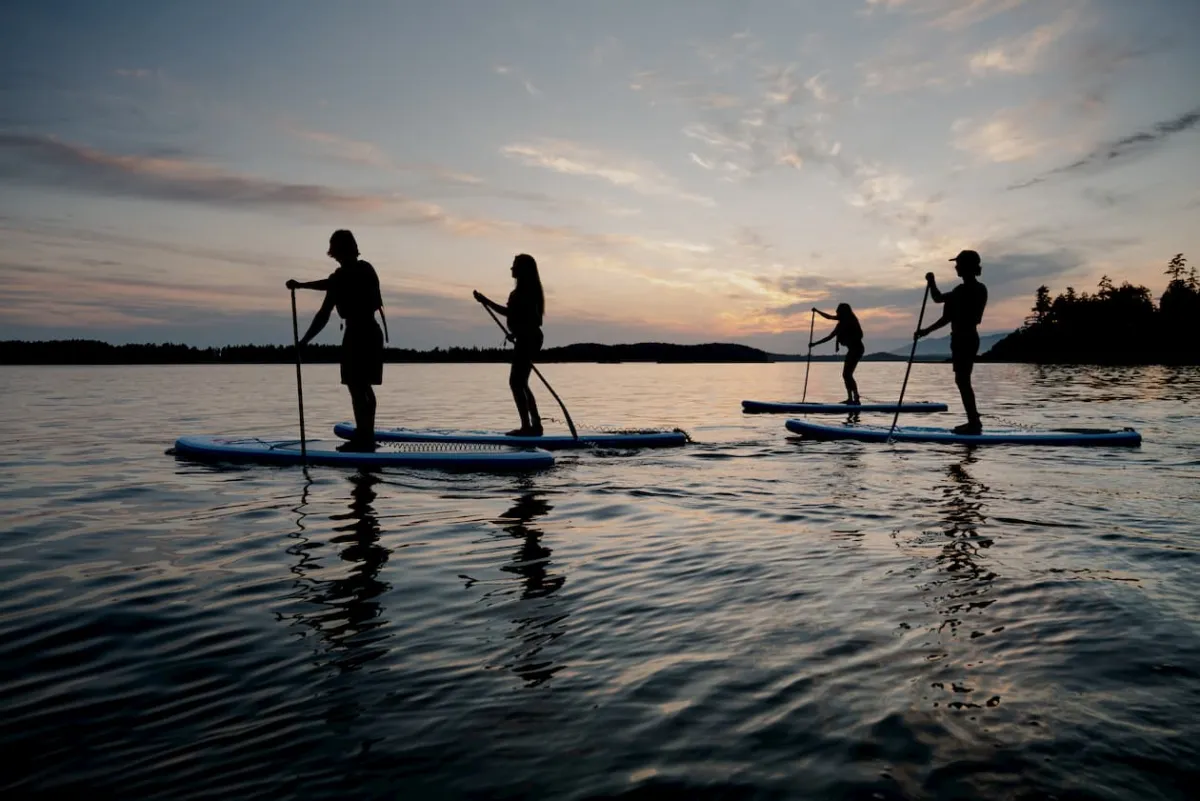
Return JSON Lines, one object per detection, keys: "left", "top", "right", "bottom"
{"left": 290, "top": 288, "right": 308, "bottom": 463}
{"left": 801, "top": 308, "right": 815, "bottom": 404}
{"left": 477, "top": 300, "right": 579, "bottom": 441}
{"left": 888, "top": 283, "right": 931, "bottom": 441}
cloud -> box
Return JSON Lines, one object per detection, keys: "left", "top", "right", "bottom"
{"left": 501, "top": 138, "right": 714, "bottom": 205}
{"left": 114, "top": 68, "right": 155, "bottom": 79}
{"left": 952, "top": 109, "right": 1050, "bottom": 162}
{"left": 0, "top": 133, "right": 447, "bottom": 219}
{"left": 286, "top": 125, "right": 393, "bottom": 169}
{"left": 492, "top": 64, "right": 542, "bottom": 97}
{"left": 1011, "top": 106, "right": 1200, "bottom": 188}
{"left": 862, "top": 0, "right": 1029, "bottom": 29}
{"left": 969, "top": 10, "right": 1077, "bottom": 76}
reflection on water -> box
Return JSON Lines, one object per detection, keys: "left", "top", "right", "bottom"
{"left": 1, "top": 362, "right": 1197, "bottom": 800}
{"left": 286, "top": 471, "right": 391, "bottom": 674}
{"left": 489, "top": 482, "right": 568, "bottom": 687}
{"left": 932, "top": 453, "right": 997, "bottom": 636}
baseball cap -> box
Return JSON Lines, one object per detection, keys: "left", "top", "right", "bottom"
{"left": 949, "top": 250, "right": 981, "bottom": 265}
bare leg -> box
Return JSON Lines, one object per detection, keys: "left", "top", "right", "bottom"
{"left": 843, "top": 350, "right": 862, "bottom": 403}
{"left": 953, "top": 361, "right": 981, "bottom": 433}
{"left": 956, "top": 371, "right": 980, "bottom": 425}
{"left": 524, "top": 387, "right": 541, "bottom": 432}
{"left": 510, "top": 361, "right": 533, "bottom": 431}
{"left": 362, "top": 385, "right": 377, "bottom": 440}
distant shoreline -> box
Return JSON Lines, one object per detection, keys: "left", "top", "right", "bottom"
{"left": 6, "top": 338, "right": 1194, "bottom": 367}
{"left": 1, "top": 339, "right": 958, "bottom": 366}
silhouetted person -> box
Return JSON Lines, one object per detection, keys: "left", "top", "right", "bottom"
{"left": 287, "top": 230, "right": 388, "bottom": 452}
{"left": 811, "top": 303, "right": 864, "bottom": 404}
{"left": 917, "top": 250, "right": 988, "bottom": 434}
{"left": 473, "top": 254, "right": 544, "bottom": 436}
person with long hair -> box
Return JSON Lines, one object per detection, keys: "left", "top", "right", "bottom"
{"left": 287, "top": 230, "right": 388, "bottom": 452}
{"left": 811, "top": 302, "right": 865, "bottom": 404}
{"left": 473, "top": 254, "right": 545, "bottom": 436}
{"left": 916, "top": 249, "right": 988, "bottom": 434}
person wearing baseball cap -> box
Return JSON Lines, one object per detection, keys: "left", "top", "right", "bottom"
{"left": 915, "top": 250, "right": 988, "bottom": 434}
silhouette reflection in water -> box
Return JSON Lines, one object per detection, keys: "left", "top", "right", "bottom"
{"left": 896, "top": 451, "right": 998, "bottom": 638}
{"left": 929, "top": 451, "right": 996, "bottom": 634}
{"left": 286, "top": 470, "right": 391, "bottom": 674}
{"left": 476, "top": 483, "right": 568, "bottom": 687}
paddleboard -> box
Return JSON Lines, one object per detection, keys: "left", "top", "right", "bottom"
{"left": 334, "top": 422, "right": 688, "bottom": 450}
{"left": 742, "top": 400, "right": 948, "bottom": 414}
{"left": 172, "top": 435, "right": 555, "bottom": 470}
{"left": 785, "top": 418, "right": 1142, "bottom": 446}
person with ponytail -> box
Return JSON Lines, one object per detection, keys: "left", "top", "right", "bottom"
{"left": 811, "top": 302, "right": 865, "bottom": 405}
{"left": 474, "top": 254, "right": 545, "bottom": 436}
{"left": 287, "top": 229, "right": 388, "bottom": 452}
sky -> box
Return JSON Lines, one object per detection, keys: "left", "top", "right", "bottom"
{"left": 1, "top": 0, "right": 1198, "bottom": 353}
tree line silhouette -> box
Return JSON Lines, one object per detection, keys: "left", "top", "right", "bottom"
{"left": 985, "top": 254, "right": 1199, "bottom": 365}
{"left": 0, "top": 340, "right": 774, "bottom": 365}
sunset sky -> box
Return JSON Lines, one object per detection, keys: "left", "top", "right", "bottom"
{"left": 1, "top": 0, "right": 1198, "bottom": 351}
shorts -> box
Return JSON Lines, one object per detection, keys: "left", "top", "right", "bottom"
{"left": 340, "top": 319, "right": 384, "bottom": 386}
{"left": 512, "top": 330, "right": 544, "bottom": 369}
{"left": 951, "top": 332, "right": 979, "bottom": 377}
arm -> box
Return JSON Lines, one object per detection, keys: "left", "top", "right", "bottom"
{"left": 298, "top": 292, "right": 335, "bottom": 346}
{"left": 925, "top": 273, "right": 945, "bottom": 304}
{"left": 916, "top": 312, "right": 950, "bottom": 339}
{"left": 286, "top": 278, "right": 332, "bottom": 291}
{"left": 472, "top": 290, "right": 507, "bottom": 315}
{"left": 813, "top": 308, "right": 837, "bottom": 320}
{"left": 811, "top": 331, "right": 837, "bottom": 347}
{"left": 379, "top": 306, "right": 389, "bottom": 344}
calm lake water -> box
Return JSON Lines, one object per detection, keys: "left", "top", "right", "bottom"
{"left": 1, "top": 362, "right": 1197, "bottom": 800}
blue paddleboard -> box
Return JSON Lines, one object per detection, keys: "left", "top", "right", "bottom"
{"left": 742, "top": 400, "right": 948, "bottom": 414}
{"left": 172, "top": 435, "right": 555, "bottom": 470}
{"left": 784, "top": 418, "right": 1142, "bottom": 446}
{"left": 334, "top": 422, "right": 688, "bottom": 450}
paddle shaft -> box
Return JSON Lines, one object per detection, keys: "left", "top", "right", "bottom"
{"left": 290, "top": 289, "right": 308, "bottom": 462}
{"left": 888, "top": 284, "right": 931, "bottom": 439}
{"left": 479, "top": 301, "right": 578, "bottom": 440}
{"left": 801, "top": 309, "right": 815, "bottom": 404}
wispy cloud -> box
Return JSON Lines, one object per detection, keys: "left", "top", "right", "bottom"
{"left": 0, "top": 133, "right": 448, "bottom": 221}
{"left": 952, "top": 109, "right": 1050, "bottom": 162}
{"left": 969, "top": 10, "right": 1078, "bottom": 76}
{"left": 1011, "top": 106, "right": 1200, "bottom": 188}
{"left": 501, "top": 138, "right": 714, "bottom": 205}
{"left": 285, "top": 125, "right": 393, "bottom": 168}
{"left": 493, "top": 64, "right": 542, "bottom": 97}
{"left": 864, "top": 0, "right": 1030, "bottom": 30}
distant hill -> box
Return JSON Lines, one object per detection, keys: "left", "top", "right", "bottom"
{"left": 541, "top": 342, "right": 771, "bottom": 363}
{"left": 882, "top": 331, "right": 1009, "bottom": 359}
{"left": 0, "top": 339, "right": 774, "bottom": 365}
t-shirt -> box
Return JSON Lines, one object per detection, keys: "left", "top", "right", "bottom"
{"left": 945, "top": 282, "right": 988, "bottom": 334}
{"left": 328, "top": 260, "right": 382, "bottom": 323}
{"left": 506, "top": 287, "right": 542, "bottom": 338}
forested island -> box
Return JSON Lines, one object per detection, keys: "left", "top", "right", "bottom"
{"left": 984, "top": 254, "right": 1199, "bottom": 365}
